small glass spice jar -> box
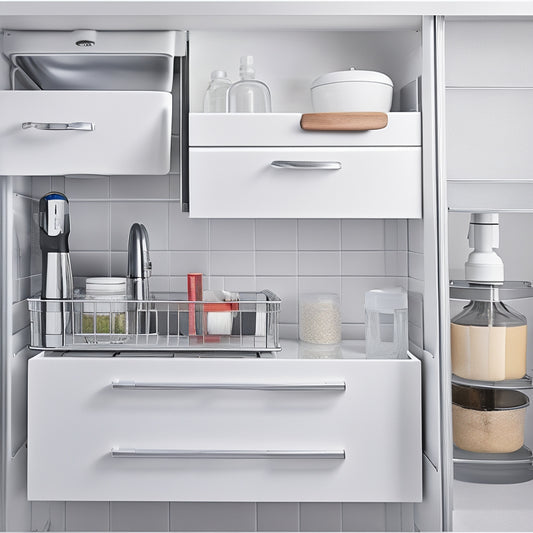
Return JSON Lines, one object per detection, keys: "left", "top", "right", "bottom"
{"left": 82, "top": 277, "right": 127, "bottom": 335}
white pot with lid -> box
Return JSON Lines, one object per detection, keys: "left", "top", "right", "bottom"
{"left": 310, "top": 68, "right": 393, "bottom": 113}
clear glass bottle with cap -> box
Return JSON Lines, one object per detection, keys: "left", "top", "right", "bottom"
{"left": 451, "top": 300, "right": 527, "bottom": 381}
{"left": 365, "top": 288, "right": 408, "bottom": 358}
{"left": 203, "top": 70, "right": 232, "bottom": 113}
{"left": 227, "top": 56, "right": 272, "bottom": 113}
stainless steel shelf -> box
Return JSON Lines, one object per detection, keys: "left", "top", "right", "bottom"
{"left": 454, "top": 446, "right": 533, "bottom": 484}
{"left": 452, "top": 373, "right": 533, "bottom": 390}
{"left": 449, "top": 280, "right": 533, "bottom": 301}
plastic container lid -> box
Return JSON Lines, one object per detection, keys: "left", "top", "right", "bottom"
{"left": 86, "top": 277, "right": 127, "bottom": 293}
{"left": 365, "top": 288, "right": 407, "bottom": 312}
{"left": 210, "top": 70, "right": 228, "bottom": 80}
{"left": 311, "top": 68, "right": 393, "bottom": 89}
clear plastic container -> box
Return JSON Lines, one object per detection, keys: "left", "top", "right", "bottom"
{"left": 452, "top": 383, "right": 529, "bottom": 453}
{"left": 451, "top": 300, "right": 527, "bottom": 381}
{"left": 299, "top": 293, "right": 341, "bottom": 345}
{"left": 82, "top": 277, "right": 127, "bottom": 335}
{"left": 227, "top": 56, "right": 272, "bottom": 113}
{"left": 365, "top": 288, "right": 408, "bottom": 358}
{"left": 203, "top": 70, "right": 232, "bottom": 113}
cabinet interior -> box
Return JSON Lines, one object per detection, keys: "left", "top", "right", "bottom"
{"left": 189, "top": 29, "right": 422, "bottom": 113}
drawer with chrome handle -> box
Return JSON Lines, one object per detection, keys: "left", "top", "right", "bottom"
{"left": 111, "top": 448, "right": 345, "bottom": 459}
{"left": 28, "top": 355, "right": 422, "bottom": 502}
{"left": 111, "top": 380, "right": 346, "bottom": 391}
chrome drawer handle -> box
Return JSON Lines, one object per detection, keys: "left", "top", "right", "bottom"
{"left": 270, "top": 160, "right": 342, "bottom": 170}
{"left": 22, "top": 121, "right": 95, "bottom": 131}
{"left": 111, "top": 448, "right": 345, "bottom": 460}
{"left": 112, "top": 380, "right": 346, "bottom": 391}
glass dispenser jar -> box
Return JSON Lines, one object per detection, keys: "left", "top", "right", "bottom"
{"left": 451, "top": 300, "right": 527, "bottom": 381}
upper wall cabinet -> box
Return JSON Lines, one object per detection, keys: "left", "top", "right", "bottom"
{"left": 0, "top": 30, "right": 186, "bottom": 176}
{"left": 186, "top": 29, "right": 423, "bottom": 219}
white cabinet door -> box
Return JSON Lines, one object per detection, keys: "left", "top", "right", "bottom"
{"left": 189, "top": 147, "right": 421, "bottom": 218}
{"left": 0, "top": 91, "right": 171, "bottom": 176}
{"left": 28, "top": 355, "right": 422, "bottom": 503}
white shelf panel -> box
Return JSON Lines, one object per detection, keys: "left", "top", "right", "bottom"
{"left": 453, "top": 478, "right": 533, "bottom": 531}
{"left": 448, "top": 180, "right": 533, "bottom": 213}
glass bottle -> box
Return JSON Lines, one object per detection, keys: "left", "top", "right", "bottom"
{"left": 203, "top": 70, "right": 232, "bottom": 113}
{"left": 451, "top": 300, "right": 527, "bottom": 381}
{"left": 227, "top": 55, "right": 272, "bottom": 113}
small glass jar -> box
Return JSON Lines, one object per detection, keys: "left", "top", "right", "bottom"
{"left": 82, "top": 277, "right": 127, "bottom": 335}
{"left": 451, "top": 300, "right": 527, "bottom": 381}
{"left": 365, "top": 288, "right": 408, "bottom": 358}
{"left": 299, "top": 293, "right": 341, "bottom": 345}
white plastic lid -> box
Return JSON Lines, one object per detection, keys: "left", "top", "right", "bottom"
{"left": 311, "top": 68, "right": 393, "bottom": 89}
{"left": 210, "top": 70, "right": 228, "bottom": 80}
{"left": 365, "top": 288, "right": 407, "bottom": 312}
{"left": 86, "top": 277, "right": 127, "bottom": 293}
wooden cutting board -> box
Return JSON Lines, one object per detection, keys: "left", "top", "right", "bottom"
{"left": 300, "top": 112, "right": 388, "bottom": 131}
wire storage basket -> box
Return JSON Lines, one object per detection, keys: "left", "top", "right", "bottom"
{"left": 28, "top": 290, "right": 281, "bottom": 352}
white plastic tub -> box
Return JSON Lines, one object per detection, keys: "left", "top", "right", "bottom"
{"left": 311, "top": 68, "right": 393, "bottom": 113}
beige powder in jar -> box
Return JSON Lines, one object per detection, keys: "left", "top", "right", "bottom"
{"left": 299, "top": 294, "right": 341, "bottom": 345}
{"left": 451, "top": 323, "right": 527, "bottom": 381}
{"left": 452, "top": 403, "right": 526, "bottom": 453}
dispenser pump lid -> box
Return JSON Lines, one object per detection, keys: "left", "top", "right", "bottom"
{"left": 465, "top": 212, "right": 504, "bottom": 284}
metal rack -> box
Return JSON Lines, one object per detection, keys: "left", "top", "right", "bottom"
{"left": 28, "top": 290, "right": 281, "bottom": 352}
{"left": 450, "top": 280, "right": 533, "bottom": 484}
{"left": 449, "top": 280, "right": 533, "bottom": 302}
{"left": 453, "top": 446, "right": 533, "bottom": 485}
{"left": 452, "top": 373, "right": 533, "bottom": 390}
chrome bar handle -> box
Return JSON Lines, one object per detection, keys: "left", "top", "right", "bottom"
{"left": 270, "top": 160, "right": 342, "bottom": 170}
{"left": 22, "top": 121, "right": 95, "bottom": 131}
{"left": 112, "top": 448, "right": 345, "bottom": 460}
{"left": 112, "top": 380, "right": 346, "bottom": 391}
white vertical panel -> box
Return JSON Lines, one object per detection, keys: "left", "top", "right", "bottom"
{"left": 413, "top": 457, "right": 442, "bottom": 532}
{"left": 412, "top": 15, "right": 445, "bottom": 533}
{"left": 446, "top": 21, "right": 533, "bottom": 87}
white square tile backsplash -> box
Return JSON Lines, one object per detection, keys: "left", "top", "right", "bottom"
{"left": 36, "top": 175, "right": 411, "bottom": 338}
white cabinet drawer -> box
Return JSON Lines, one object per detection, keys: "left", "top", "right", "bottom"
{"left": 0, "top": 91, "right": 171, "bottom": 176}
{"left": 189, "top": 113, "right": 421, "bottom": 147}
{"left": 28, "top": 355, "right": 422, "bottom": 502}
{"left": 189, "top": 147, "right": 421, "bottom": 218}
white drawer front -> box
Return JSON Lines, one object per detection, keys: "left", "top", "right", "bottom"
{"left": 189, "top": 147, "right": 421, "bottom": 218}
{"left": 0, "top": 91, "right": 171, "bottom": 176}
{"left": 28, "top": 356, "right": 422, "bottom": 503}
{"left": 189, "top": 113, "right": 421, "bottom": 147}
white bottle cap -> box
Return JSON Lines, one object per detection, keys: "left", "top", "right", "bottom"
{"left": 239, "top": 55, "right": 255, "bottom": 78}
{"left": 210, "top": 70, "right": 227, "bottom": 80}
{"left": 365, "top": 288, "right": 408, "bottom": 312}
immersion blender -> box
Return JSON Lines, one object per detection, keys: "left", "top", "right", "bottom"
{"left": 39, "top": 192, "right": 73, "bottom": 347}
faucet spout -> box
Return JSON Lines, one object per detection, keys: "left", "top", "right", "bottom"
{"left": 127, "top": 223, "right": 152, "bottom": 299}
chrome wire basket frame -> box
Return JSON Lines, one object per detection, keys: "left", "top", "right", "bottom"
{"left": 28, "top": 290, "right": 281, "bottom": 352}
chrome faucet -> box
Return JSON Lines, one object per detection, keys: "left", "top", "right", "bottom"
{"left": 127, "top": 223, "right": 152, "bottom": 300}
